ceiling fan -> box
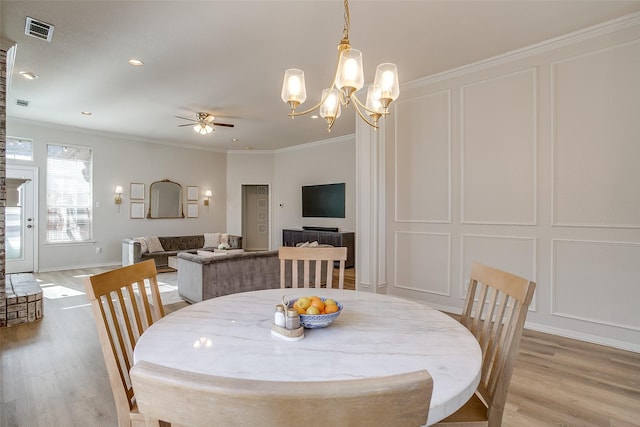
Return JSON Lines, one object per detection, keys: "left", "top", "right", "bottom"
{"left": 175, "top": 112, "right": 235, "bottom": 135}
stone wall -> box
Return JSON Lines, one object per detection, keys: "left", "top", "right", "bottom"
{"left": 1, "top": 48, "right": 7, "bottom": 326}
{"left": 3, "top": 274, "right": 43, "bottom": 325}
{"left": 0, "top": 47, "right": 43, "bottom": 327}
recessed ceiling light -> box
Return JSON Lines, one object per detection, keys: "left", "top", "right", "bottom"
{"left": 244, "top": 146, "right": 254, "bottom": 150}
{"left": 81, "top": 111, "right": 92, "bottom": 116}
{"left": 128, "top": 58, "right": 144, "bottom": 66}
{"left": 19, "top": 71, "right": 39, "bottom": 80}
{"left": 310, "top": 115, "right": 319, "bottom": 119}
{"left": 232, "top": 138, "right": 239, "bottom": 142}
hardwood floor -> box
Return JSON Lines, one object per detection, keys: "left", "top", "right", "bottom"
{"left": 1, "top": 267, "right": 638, "bottom": 426}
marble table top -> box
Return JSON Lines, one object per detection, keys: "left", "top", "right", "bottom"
{"left": 134, "top": 288, "right": 481, "bottom": 425}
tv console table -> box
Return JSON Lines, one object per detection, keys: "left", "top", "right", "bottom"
{"left": 282, "top": 229, "right": 355, "bottom": 268}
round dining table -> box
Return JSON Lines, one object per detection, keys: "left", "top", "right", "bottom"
{"left": 133, "top": 288, "right": 481, "bottom": 426}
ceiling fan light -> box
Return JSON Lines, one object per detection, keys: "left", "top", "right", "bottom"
{"left": 193, "top": 123, "right": 212, "bottom": 135}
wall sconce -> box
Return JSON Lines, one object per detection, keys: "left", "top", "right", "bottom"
{"left": 204, "top": 190, "right": 212, "bottom": 206}
{"left": 114, "top": 185, "right": 123, "bottom": 205}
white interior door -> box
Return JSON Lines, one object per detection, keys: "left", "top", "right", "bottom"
{"left": 6, "top": 165, "right": 37, "bottom": 273}
{"left": 242, "top": 185, "right": 270, "bottom": 251}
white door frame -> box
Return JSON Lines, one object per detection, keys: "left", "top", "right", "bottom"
{"left": 6, "top": 165, "right": 38, "bottom": 273}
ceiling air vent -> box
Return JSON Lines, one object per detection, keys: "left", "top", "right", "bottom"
{"left": 25, "top": 17, "right": 54, "bottom": 42}
{"left": 16, "top": 99, "right": 30, "bottom": 108}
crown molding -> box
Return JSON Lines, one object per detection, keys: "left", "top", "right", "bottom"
{"left": 7, "top": 117, "right": 227, "bottom": 153}
{"left": 274, "top": 133, "right": 355, "bottom": 154}
{"left": 404, "top": 11, "right": 640, "bottom": 90}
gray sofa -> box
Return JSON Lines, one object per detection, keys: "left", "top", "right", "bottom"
{"left": 122, "top": 234, "right": 242, "bottom": 268}
{"left": 177, "top": 250, "right": 281, "bottom": 303}
{"left": 177, "top": 249, "right": 332, "bottom": 303}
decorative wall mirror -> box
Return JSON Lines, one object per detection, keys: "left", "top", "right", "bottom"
{"left": 147, "top": 179, "right": 184, "bottom": 218}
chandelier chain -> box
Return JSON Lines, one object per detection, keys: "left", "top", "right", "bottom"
{"left": 342, "top": 0, "right": 350, "bottom": 43}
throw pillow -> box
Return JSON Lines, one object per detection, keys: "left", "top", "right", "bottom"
{"left": 309, "top": 241, "right": 319, "bottom": 247}
{"left": 203, "top": 232, "right": 220, "bottom": 248}
{"left": 220, "top": 233, "right": 229, "bottom": 245}
{"left": 133, "top": 237, "right": 148, "bottom": 254}
{"left": 146, "top": 236, "right": 165, "bottom": 253}
{"left": 296, "top": 241, "right": 310, "bottom": 248}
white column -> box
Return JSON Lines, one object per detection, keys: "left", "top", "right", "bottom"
{"left": 355, "top": 117, "right": 387, "bottom": 293}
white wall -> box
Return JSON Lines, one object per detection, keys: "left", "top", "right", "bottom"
{"left": 273, "top": 135, "right": 356, "bottom": 247}
{"left": 227, "top": 136, "right": 356, "bottom": 250}
{"left": 7, "top": 119, "right": 227, "bottom": 271}
{"left": 379, "top": 15, "right": 640, "bottom": 351}
{"left": 226, "top": 151, "right": 275, "bottom": 245}
{"left": 7, "top": 120, "right": 355, "bottom": 270}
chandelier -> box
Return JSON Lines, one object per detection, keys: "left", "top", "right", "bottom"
{"left": 281, "top": 0, "right": 399, "bottom": 131}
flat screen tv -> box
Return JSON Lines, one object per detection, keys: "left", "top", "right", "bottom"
{"left": 302, "top": 183, "right": 345, "bottom": 218}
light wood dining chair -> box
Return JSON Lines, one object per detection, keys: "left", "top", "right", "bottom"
{"left": 131, "top": 360, "right": 433, "bottom": 427}
{"left": 279, "top": 246, "right": 347, "bottom": 289}
{"left": 435, "top": 263, "right": 536, "bottom": 427}
{"left": 84, "top": 259, "right": 165, "bottom": 427}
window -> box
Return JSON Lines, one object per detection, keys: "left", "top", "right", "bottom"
{"left": 6, "top": 137, "right": 33, "bottom": 160}
{"left": 46, "top": 144, "right": 93, "bottom": 242}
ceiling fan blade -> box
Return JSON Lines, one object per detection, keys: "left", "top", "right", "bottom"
{"left": 177, "top": 123, "right": 194, "bottom": 127}
{"left": 174, "top": 115, "right": 196, "bottom": 122}
{"left": 212, "top": 122, "right": 235, "bottom": 128}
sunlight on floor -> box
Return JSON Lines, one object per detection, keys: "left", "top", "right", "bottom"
{"left": 41, "top": 284, "right": 85, "bottom": 299}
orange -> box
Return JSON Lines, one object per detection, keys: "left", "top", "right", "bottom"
{"left": 324, "top": 303, "right": 339, "bottom": 314}
{"left": 310, "top": 299, "right": 325, "bottom": 313}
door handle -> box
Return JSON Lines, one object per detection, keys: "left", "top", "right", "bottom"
{"left": 27, "top": 225, "right": 33, "bottom": 228}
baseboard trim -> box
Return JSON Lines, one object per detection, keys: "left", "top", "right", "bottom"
{"left": 36, "top": 261, "right": 121, "bottom": 273}
{"left": 525, "top": 322, "right": 640, "bottom": 354}
{"left": 419, "top": 302, "right": 639, "bottom": 353}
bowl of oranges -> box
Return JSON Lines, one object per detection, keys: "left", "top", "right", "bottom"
{"left": 289, "top": 296, "right": 343, "bottom": 329}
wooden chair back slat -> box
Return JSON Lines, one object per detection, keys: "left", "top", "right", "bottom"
{"left": 126, "top": 284, "right": 144, "bottom": 335}
{"left": 131, "top": 361, "right": 433, "bottom": 427}
{"left": 471, "top": 263, "right": 535, "bottom": 425}
{"left": 84, "top": 259, "right": 164, "bottom": 427}
{"left": 103, "top": 291, "right": 134, "bottom": 393}
{"left": 437, "top": 263, "right": 535, "bottom": 426}
{"left": 279, "top": 246, "right": 347, "bottom": 289}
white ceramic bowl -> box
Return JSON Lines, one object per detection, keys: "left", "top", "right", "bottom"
{"left": 289, "top": 298, "right": 343, "bottom": 329}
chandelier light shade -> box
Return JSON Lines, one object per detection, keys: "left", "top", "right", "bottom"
{"left": 281, "top": 69, "right": 307, "bottom": 109}
{"left": 365, "top": 86, "right": 385, "bottom": 123}
{"left": 281, "top": 0, "right": 399, "bottom": 131}
{"left": 373, "top": 63, "right": 400, "bottom": 108}
{"left": 319, "top": 88, "right": 342, "bottom": 128}
{"left": 335, "top": 48, "right": 364, "bottom": 95}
